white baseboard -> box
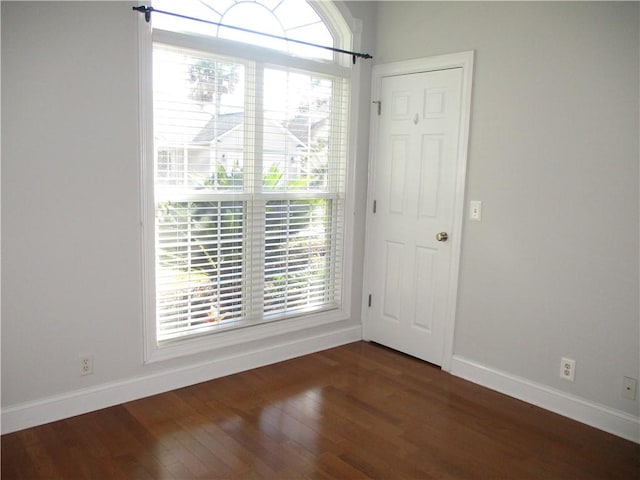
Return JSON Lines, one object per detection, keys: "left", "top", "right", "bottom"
{"left": 1, "top": 325, "right": 362, "bottom": 435}
{"left": 450, "top": 355, "right": 640, "bottom": 444}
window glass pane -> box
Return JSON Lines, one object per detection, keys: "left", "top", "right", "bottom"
{"left": 154, "top": 45, "right": 246, "bottom": 192}
{"left": 156, "top": 201, "right": 245, "bottom": 340}
{"left": 275, "top": 0, "right": 325, "bottom": 31}
{"left": 151, "top": 0, "right": 334, "bottom": 61}
{"left": 262, "top": 69, "right": 333, "bottom": 191}
{"left": 287, "top": 23, "right": 334, "bottom": 60}
{"left": 218, "top": 3, "right": 287, "bottom": 52}
{"left": 264, "top": 199, "right": 334, "bottom": 315}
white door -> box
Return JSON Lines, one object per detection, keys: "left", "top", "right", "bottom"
{"left": 364, "top": 66, "right": 465, "bottom": 366}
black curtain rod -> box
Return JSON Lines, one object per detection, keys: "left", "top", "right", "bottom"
{"left": 133, "top": 5, "right": 372, "bottom": 64}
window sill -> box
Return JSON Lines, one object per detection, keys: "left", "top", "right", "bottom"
{"left": 144, "top": 308, "right": 350, "bottom": 363}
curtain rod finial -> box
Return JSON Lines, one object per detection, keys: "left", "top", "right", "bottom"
{"left": 132, "top": 5, "right": 153, "bottom": 23}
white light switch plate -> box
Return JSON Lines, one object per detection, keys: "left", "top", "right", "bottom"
{"left": 469, "top": 200, "right": 482, "bottom": 221}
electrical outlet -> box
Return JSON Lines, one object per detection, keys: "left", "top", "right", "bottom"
{"left": 560, "top": 357, "right": 575, "bottom": 381}
{"left": 79, "top": 355, "right": 93, "bottom": 376}
{"left": 622, "top": 377, "right": 637, "bottom": 401}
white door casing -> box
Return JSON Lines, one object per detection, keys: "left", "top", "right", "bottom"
{"left": 363, "top": 52, "right": 474, "bottom": 371}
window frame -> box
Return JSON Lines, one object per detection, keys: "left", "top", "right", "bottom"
{"left": 138, "top": 3, "right": 361, "bottom": 363}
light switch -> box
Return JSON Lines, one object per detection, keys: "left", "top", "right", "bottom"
{"left": 469, "top": 200, "right": 482, "bottom": 221}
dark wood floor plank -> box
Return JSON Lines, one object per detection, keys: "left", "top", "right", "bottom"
{"left": 314, "top": 451, "right": 372, "bottom": 479}
{"left": 2, "top": 341, "right": 639, "bottom": 479}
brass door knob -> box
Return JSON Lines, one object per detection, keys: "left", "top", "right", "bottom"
{"left": 436, "top": 232, "right": 448, "bottom": 242}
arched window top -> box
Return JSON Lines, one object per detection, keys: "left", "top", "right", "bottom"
{"left": 151, "top": 0, "right": 351, "bottom": 62}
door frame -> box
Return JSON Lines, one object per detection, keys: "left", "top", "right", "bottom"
{"left": 362, "top": 51, "right": 475, "bottom": 372}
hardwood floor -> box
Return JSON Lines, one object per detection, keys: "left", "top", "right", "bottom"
{"left": 2, "top": 341, "right": 639, "bottom": 479}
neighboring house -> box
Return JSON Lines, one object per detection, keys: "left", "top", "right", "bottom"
{"left": 156, "top": 111, "right": 330, "bottom": 189}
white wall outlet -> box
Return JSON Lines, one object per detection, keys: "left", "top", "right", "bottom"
{"left": 622, "top": 377, "right": 637, "bottom": 400}
{"left": 79, "top": 355, "right": 93, "bottom": 376}
{"left": 560, "top": 357, "right": 575, "bottom": 381}
{"left": 469, "top": 200, "right": 482, "bottom": 221}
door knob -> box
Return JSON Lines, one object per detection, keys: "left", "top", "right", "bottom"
{"left": 436, "top": 232, "right": 448, "bottom": 242}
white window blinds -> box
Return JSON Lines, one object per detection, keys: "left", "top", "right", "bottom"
{"left": 153, "top": 43, "right": 348, "bottom": 343}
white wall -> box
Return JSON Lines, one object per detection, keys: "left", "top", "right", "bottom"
{"left": 2, "top": 1, "right": 144, "bottom": 405}
{"left": 1, "top": 1, "right": 375, "bottom": 430}
{"left": 375, "top": 1, "right": 639, "bottom": 418}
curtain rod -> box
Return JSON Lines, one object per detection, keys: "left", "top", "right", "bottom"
{"left": 133, "top": 5, "right": 372, "bottom": 64}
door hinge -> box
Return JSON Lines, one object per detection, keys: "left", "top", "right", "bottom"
{"left": 373, "top": 200, "right": 377, "bottom": 213}
{"left": 372, "top": 100, "right": 381, "bottom": 116}
{"left": 368, "top": 294, "right": 372, "bottom": 307}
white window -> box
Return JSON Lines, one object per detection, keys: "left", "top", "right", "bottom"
{"left": 140, "top": 0, "right": 355, "bottom": 360}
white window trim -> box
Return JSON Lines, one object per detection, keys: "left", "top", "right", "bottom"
{"left": 137, "top": 4, "right": 361, "bottom": 363}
